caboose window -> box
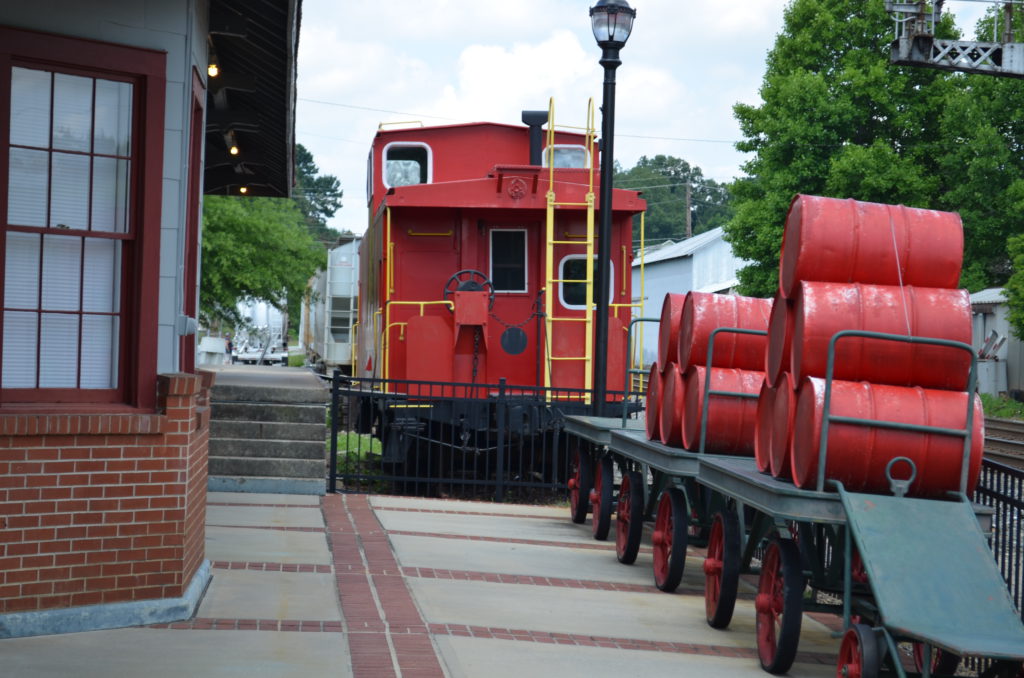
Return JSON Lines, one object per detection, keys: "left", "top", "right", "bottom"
{"left": 490, "top": 229, "right": 527, "bottom": 292}
{"left": 559, "top": 255, "right": 614, "bottom": 309}
{"left": 542, "top": 145, "right": 588, "bottom": 169}
{"left": 383, "top": 142, "right": 431, "bottom": 188}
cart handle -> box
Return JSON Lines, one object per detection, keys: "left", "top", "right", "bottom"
{"left": 698, "top": 327, "right": 768, "bottom": 455}
{"left": 817, "top": 330, "right": 977, "bottom": 494}
{"left": 623, "top": 317, "right": 661, "bottom": 428}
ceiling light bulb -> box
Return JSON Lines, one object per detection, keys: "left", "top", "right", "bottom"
{"left": 208, "top": 63, "right": 219, "bottom": 77}
{"left": 239, "top": 186, "right": 248, "bottom": 194}
{"left": 229, "top": 145, "right": 239, "bottom": 155}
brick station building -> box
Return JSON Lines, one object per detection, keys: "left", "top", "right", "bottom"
{"left": 0, "top": 0, "right": 301, "bottom": 637}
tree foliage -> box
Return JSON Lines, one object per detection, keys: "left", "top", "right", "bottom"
{"left": 615, "top": 154, "right": 733, "bottom": 245}
{"left": 293, "top": 143, "right": 344, "bottom": 245}
{"left": 200, "top": 196, "right": 326, "bottom": 327}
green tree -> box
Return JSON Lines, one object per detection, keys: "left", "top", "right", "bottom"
{"left": 200, "top": 196, "right": 326, "bottom": 328}
{"left": 725, "top": 0, "right": 964, "bottom": 296}
{"left": 293, "top": 143, "right": 343, "bottom": 245}
{"left": 615, "top": 155, "right": 733, "bottom": 245}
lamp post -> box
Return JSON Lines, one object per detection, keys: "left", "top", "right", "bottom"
{"left": 590, "top": 0, "right": 635, "bottom": 416}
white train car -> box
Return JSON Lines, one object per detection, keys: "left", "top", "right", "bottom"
{"left": 303, "top": 235, "right": 360, "bottom": 374}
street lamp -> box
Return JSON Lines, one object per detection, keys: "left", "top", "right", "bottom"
{"left": 590, "top": 0, "right": 635, "bottom": 415}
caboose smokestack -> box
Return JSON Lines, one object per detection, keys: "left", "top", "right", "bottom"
{"left": 522, "top": 110, "right": 549, "bottom": 166}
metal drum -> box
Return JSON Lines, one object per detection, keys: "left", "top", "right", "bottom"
{"left": 790, "top": 377, "right": 984, "bottom": 497}
{"left": 658, "top": 293, "right": 686, "bottom": 373}
{"left": 778, "top": 194, "right": 963, "bottom": 299}
{"left": 764, "top": 291, "right": 793, "bottom": 389}
{"left": 769, "top": 372, "right": 796, "bottom": 479}
{"left": 677, "top": 292, "right": 771, "bottom": 370}
{"left": 682, "top": 365, "right": 763, "bottom": 454}
{"left": 791, "top": 281, "right": 972, "bottom": 390}
{"left": 755, "top": 379, "right": 775, "bottom": 473}
{"left": 645, "top": 362, "right": 663, "bottom": 441}
{"left": 659, "top": 362, "right": 685, "bottom": 447}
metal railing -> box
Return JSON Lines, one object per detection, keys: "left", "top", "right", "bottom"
{"left": 327, "top": 371, "right": 642, "bottom": 502}
{"left": 975, "top": 458, "right": 1024, "bottom": 623}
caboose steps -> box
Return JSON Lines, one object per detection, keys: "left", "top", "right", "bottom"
{"left": 205, "top": 366, "right": 329, "bottom": 495}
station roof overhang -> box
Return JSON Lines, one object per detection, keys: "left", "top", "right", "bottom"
{"left": 204, "top": 0, "right": 300, "bottom": 198}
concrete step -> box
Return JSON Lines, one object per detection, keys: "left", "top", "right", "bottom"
{"left": 211, "top": 384, "right": 327, "bottom": 404}
{"left": 207, "top": 475, "right": 325, "bottom": 495}
{"left": 208, "top": 456, "right": 325, "bottom": 479}
{"left": 211, "top": 402, "right": 325, "bottom": 424}
{"left": 211, "top": 420, "right": 326, "bottom": 442}
{"left": 209, "top": 438, "right": 325, "bottom": 460}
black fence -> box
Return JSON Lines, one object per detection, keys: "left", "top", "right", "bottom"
{"left": 327, "top": 373, "right": 641, "bottom": 502}
{"left": 975, "top": 459, "right": 1024, "bottom": 624}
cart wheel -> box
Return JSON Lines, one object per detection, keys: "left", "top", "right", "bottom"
{"left": 568, "top": 444, "right": 593, "bottom": 524}
{"left": 653, "top": 487, "right": 688, "bottom": 592}
{"left": 912, "top": 643, "right": 960, "bottom": 676}
{"left": 615, "top": 471, "right": 644, "bottom": 564}
{"left": 590, "top": 456, "right": 613, "bottom": 540}
{"left": 755, "top": 537, "right": 805, "bottom": 674}
{"left": 704, "top": 509, "right": 740, "bottom": 628}
{"left": 837, "top": 624, "right": 881, "bottom": 678}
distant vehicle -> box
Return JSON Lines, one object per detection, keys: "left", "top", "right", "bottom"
{"left": 302, "top": 235, "right": 360, "bottom": 374}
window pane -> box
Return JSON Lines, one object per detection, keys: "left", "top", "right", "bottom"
{"left": 562, "top": 258, "right": 588, "bottom": 307}
{"left": 10, "top": 67, "right": 51, "bottom": 148}
{"left": 81, "top": 314, "right": 117, "bottom": 388}
{"left": 41, "top": 234, "right": 82, "bottom": 311}
{"left": 2, "top": 311, "right": 38, "bottom": 388}
{"left": 52, "top": 73, "right": 92, "bottom": 152}
{"left": 91, "top": 156, "right": 129, "bottom": 232}
{"left": 545, "top": 146, "right": 587, "bottom": 169}
{"left": 8, "top": 148, "right": 49, "bottom": 226}
{"left": 51, "top": 151, "right": 90, "bottom": 229}
{"left": 491, "top": 231, "right": 526, "bottom": 291}
{"left": 39, "top": 312, "right": 79, "bottom": 387}
{"left": 4, "top": 232, "right": 40, "bottom": 309}
{"left": 93, "top": 79, "right": 132, "bottom": 156}
{"left": 83, "top": 238, "right": 120, "bottom": 313}
{"left": 385, "top": 146, "right": 428, "bottom": 187}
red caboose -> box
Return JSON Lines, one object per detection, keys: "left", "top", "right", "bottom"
{"left": 355, "top": 103, "right": 645, "bottom": 401}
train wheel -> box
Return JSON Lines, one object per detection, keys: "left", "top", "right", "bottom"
{"left": 590, "top": 455, "right": 613, "bottom": 541}
{"left": 615, "top": 471, "right": 644, "bottom": 564}
{"left": 653, "top": 487, "right": 688, "bottom": 592}
{"left": 837, "top": 624, "right": 881, "bottom": 678}
{"left": 568, "top": 444, "right": 593, "bottom": 524}
{"left": 704, "top": 509, "right": 740, "bottom": 628}
{"left": 755, "top": 537, "right": 805, "bottom": 674}
{"left": 912, "top": 643, "right": 959, "bottom": 676}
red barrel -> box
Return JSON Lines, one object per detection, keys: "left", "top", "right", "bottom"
{"left": 755, "top": 380, "right": 775, "bottom": 473}
{"left": 658, "top": 293, "right": 686, "bottom": 373}
{"left": 769, "top": 372, "right": 796, "bottom": 479}
{"left": 659, "top": 362, "right": 685, "bottom": 447}
{"left": 779, "top": 195, "right": 963, "bottom": 299}
{"left": 764, "top": 291, "right": 793, "bottom": 388}
{"left": 677, "top": 292, "right": 771, "bottom": 370}
{"left": 791, "top": 281, "right": 972, "bottom": 390}
{"left": 682, "top": 366, "right": 763, "bottom": 455}
{"left": 645, "top": 362, "right": 663, "bottom": 441}
{"left": 791, "top": 377, "right": 984, "bottom": 497}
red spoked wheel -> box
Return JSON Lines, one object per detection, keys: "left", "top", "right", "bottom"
{"left": 568, "top": 444, "right": 593, "bottom": 524}
{"left": 615, "top": 470, "right": 644, "bottom": 564}
{"left": 653, "top": 487, "right": 688, "bottom": 592}
{"left": 912, "top": 643, "right": 959, "bottom": 676}
{"left": 836, "top": 624, "right": 881, "bottom": 678}
{"left": 590, "top": 455, "right": 613, "bottom": 540}
{"left": 704, "top": 509, "right": 740, "bottom": 628}
{"left": 755, "top": 537, "right": 805, "bottom": 674}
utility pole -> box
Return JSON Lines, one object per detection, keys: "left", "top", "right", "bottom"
{"left": 685, "top": 181, "right": 692, "bottom": 239}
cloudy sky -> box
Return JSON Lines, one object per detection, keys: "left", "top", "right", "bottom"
{"left": 295, "top": 0, "right": 990, "bottom": 236}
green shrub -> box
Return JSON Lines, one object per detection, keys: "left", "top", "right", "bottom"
{"left": 979, "top": 393, "right": 1024, "bottom": 420}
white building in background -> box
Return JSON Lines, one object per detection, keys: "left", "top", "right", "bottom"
{"left": 970, "top": 287, "right": 1024, "bottom": 396}
{"left": 631, "top": 226, "right": 748, "bottom": 366}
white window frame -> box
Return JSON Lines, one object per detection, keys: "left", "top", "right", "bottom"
{"left": 381, "top": 141, "right": 432, "bottom": 189}
{"left": 489, "top": 228, "right": 528, "bottom": 293}
{"left": 558, "top": 254, "right": 613, "bottom": 309}
{"left": 542, "top": 144, "right": 589, "bottom": 169}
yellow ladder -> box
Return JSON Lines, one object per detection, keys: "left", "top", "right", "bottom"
{"left": 543, "top": 99, "right": 598, "bottom": 402}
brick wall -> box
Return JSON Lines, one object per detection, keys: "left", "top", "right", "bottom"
{"left": 0, "top": 371, "right": 213, "bottom": 614}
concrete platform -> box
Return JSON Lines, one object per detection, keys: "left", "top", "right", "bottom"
{"left": 2, "top": 490, "right": 844, "bottom": 677}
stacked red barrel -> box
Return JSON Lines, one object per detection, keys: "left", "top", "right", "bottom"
{"left": 761, "top": 194, "right": 983, "bottom": 497}
{"left": 647, "top": 290, "right": 770, "bottom": 453}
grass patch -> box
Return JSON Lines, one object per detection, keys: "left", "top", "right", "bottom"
{"left": 330, "top": 431, "right": 382, "bottom": 467}
{"left": 288, "top": 353, "right": 305, "bottom": 367}
{"left": 980, "top": 393, "right": 1024, "bottom": 420}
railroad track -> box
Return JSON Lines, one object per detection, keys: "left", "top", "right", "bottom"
{"left": 984, "top": 417, "right": 1024, "bottom": 470}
